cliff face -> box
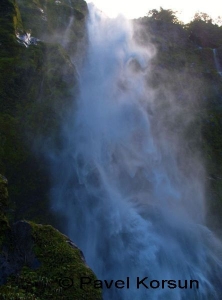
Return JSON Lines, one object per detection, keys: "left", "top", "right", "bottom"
{"left": 135, "top": 13, "right": 222, "bottom": 232}
{"left": 0, "top": 176, "right": 102, "bottom": 299}
{"left": 16, "top": 0, "right": 88, "bottom": 57}
{"left": 0, "top": 2, "right": 101, "bottom": 297}
{"left": 0, "top": 0, "right": 88, "bottom": 225}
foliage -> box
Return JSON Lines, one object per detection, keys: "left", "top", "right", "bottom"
{"left": 16, "top": 0, "right": 88, "bottom": 56}
{"left": 187, "top": 16, "right": 222, "bottom": 48}
{"left": 0, "top": 0, "right": 87, "bottom": 225}
{"left": 0, "top": 222, "right": 102, "bottom": 299}
{"left": 193, "top": 12, "right": 213, "bottom": 23}
{"left": 0, "top": 180, "right": 101, "bottom": 299}
{"left": 147, "top": 7, "right": 180, "bottom": 24}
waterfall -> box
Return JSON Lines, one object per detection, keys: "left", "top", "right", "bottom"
{"left": 50, "top": 5, "right": 222, "bottom": 300}
{"left": 213, "top": 48, "right": 222, "bottom": 77}
{"left": 62, "top": 0, "right": 75, "bottom": 48}
{"left": 62, "top": 15, "right": 75, "bottom": 48}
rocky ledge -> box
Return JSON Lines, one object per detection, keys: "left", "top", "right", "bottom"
{"left": 0, "top": 175, "right": 102, "bottom": 299}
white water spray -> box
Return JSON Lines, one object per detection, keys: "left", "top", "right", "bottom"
{"left": 213, "top": 48, "right": 222, "bottom": 77}
{"left": 62, "top": 0, "right": 75, "bottom": 48}
{"left": 50, "top": 5, "right": 222, "bottom": 299}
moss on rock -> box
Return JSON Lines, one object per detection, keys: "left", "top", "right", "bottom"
{"left": 0, "top": 179, "right": 102, "bottom": 299}
{"left": 0, "top": 223, "right": 102, "bottom": 299}
{"left": 16, "top": 0, "right": 88, "bottom": 58}
{"left": 0, "top": 0, "right": 85, "bottom": 225}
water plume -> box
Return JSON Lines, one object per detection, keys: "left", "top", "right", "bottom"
{"left": 49, "top": 4, "right": 222, "bottom": 299}
{"left": 213, "top": 48, "right": 222, "bottom": 76}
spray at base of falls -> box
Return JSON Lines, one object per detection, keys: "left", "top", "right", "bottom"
{"left": 49, "top": 5, "right": 222, "bottom": 299}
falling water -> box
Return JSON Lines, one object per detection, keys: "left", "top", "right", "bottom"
{"left": 62, "top": 15, "right": 74, "bottom": 48}
{"left": 50, "top": 5, "right": 222, "bottom": 300}
{"left": 61, "top": 0, "right": 75, "bottom": 48}
{"left": 213, "top": 48, "right": 222, "bottom": 77}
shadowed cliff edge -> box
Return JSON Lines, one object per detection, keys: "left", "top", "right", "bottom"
{"left": 0, "top": 175, "right": 102, "bottom": 299}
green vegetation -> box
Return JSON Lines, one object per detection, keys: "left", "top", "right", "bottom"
{"left": 0, "top": 0, "right": 87, "bottom": 225}
{"left": 0, "top": 224, "right": 101, "bottom": 299}
{"left": 16, "top": 0, "right": 88, "bottom": 56}
{"left": 0, "top": 1, "right": 100, "bottom": 296}
{"left": 0, "top": 177, "right": 101, "bottom": 299}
